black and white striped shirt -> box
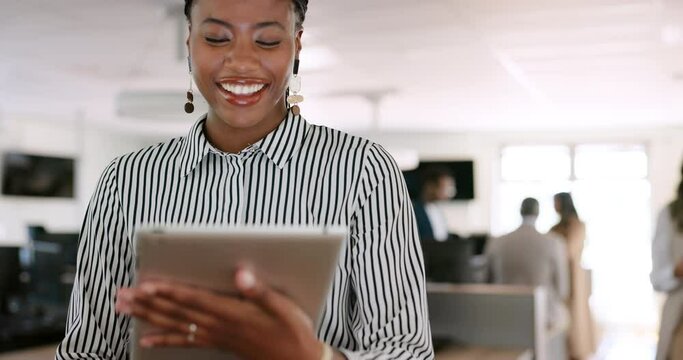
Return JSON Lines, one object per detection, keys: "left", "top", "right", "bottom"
{"left": 56, "top": 111, "right": 434, "bottom": 360}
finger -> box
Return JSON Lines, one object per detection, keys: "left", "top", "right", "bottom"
{"left": 117, "top": 287, "right": 211, "bottom": 341}
{"left": 115, "top": 288, "right": 135, "bottom": 313}
{"left": 234, "top": 268, "right": 312, "bottom": 328}
{"left": 234, "top": 268, "right": 284, "bottom": 312}
{"left": 145, "top": 281, "right": 249, "bottom": 323}
{"left": 127, "top": 285, "right": 219, "bottom": 334}
{"left": 122, "top": 292, "right": 191, "bottom": 335}
{"left": 140, "top": 331, "right": 210, "bottom": 349}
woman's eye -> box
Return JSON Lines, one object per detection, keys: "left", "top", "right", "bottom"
{"left": 205, "top": 37, "right": 230, "bottom": 44}
{"left": 256, "top": 40, "right": 281, "bottom": 48}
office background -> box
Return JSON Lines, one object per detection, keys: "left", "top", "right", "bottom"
{"left": 2, "top": 0, "right": 683, "bottom": 358}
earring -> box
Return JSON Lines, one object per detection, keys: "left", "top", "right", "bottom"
{"left": 185, "top": 57, "right": 195, "bottom": 114}
{"left": 287, "top": 59, "right": 303, "bottom": 116}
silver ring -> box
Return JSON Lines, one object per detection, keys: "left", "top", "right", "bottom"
{"left": 187, "top": 323, "right": 198, "bottom": 343}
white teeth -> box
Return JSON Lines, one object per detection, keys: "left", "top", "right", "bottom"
{"left": 220, "top": 83, "right": 265, "bottom": 95}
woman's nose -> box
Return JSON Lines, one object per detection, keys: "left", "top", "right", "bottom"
{"left": 225, "top": 40, "right": 259, "bottom": 74}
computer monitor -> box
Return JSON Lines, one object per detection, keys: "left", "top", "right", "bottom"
{"left": 421, "top": 240, "right": 474, "bottom": 283}
{"left": 402, "top": 160, "right": 476, "bottom": 201}
{"left": 1, "top": 152, "right": 75, "bottom": 198}
{"left": 0, "top": 247, "right": 22, "bottom": 314}
{"left": 468, "top": 233, "right": 489, "bottom": 256}
{"left": 27, "top": 233, "right": 78, "bottom": 307}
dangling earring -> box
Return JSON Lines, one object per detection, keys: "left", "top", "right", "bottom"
{"left": 287, "top": 59, "right": 303, "bottom": 116}
{"left": 185, "top": 57, "right": 195, "bottom": 114}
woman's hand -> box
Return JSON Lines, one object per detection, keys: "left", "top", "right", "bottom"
{"left": 115, "top": 267, "right": 329, "bottom": 360}
{"left": 675, "top": 259, "right": 683, "bottom": 278}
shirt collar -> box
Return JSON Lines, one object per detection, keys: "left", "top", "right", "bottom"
{"left": 179, "top": 114, "right": 211, "bottom": 177}
{"left": 253, "top": 110, "right": 309, "bottom": 169}
{"left": 179, "top": 110, "right": 310, "bottom": 176}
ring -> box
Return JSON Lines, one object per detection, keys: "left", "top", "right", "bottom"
{"left": 187, "top": 323, "right": 198, "bottom": 343}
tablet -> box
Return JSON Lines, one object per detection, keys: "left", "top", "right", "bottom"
{"left": 130, "top": 226, "right": 347, "bottom": 360}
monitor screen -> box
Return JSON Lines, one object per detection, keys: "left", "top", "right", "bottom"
{"left": 27, "top": 233, "right": 79, "bottom": 307}
{"left": 0, "top": 247, "right": 22, "bottom": 314}
{"left": 421, "top": 240, "right": 474, "bottom": 283}
{"left": 402, "top": 160, "right": 475, "bottom": 201}
{"left": 1, "top": 152, "right": 75, "bottom": 198}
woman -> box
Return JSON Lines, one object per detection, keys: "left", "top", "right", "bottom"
{"left": 550, "top": 192, "right": 596, "bottom": 359}
{"left": 55, "top": 0, "right": 434, "bottom": 359}
{"left": 652, "top": 163, "right": 683, "bottom": 360}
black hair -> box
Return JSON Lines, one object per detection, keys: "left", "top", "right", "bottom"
{"left": 421, "top": 166, "right": 453, "bottom": 188}
{"left": 184, "top": 0, "right": 308, "bottom": 29}
{"left": 554, "top": 192, "right": 579, "bottom": 222}
{"left": 669, "top": 162, "right": 683, "bottom": 233}
{"left": 520, "top": 198, "right": 540, "bottom": 217}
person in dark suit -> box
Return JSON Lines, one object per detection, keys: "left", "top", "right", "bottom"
{"left": 413, "top": 166, "right": 456, "bottom": 242}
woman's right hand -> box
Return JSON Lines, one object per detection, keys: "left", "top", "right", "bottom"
{"left": 674, "top": 259, "right": 683, "bottom": 278}
{"left": 115, "top": 268, "right": 338, "bottom": 360}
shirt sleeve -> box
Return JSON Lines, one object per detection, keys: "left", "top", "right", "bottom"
{"left": 56, "top": 159, "right": 134, "bottom": 360}
{"left": 341, "top": 144, "right": 434, "bottom": 360}
{"left": 651, "top": 208, "right": 680, "bottom": 293}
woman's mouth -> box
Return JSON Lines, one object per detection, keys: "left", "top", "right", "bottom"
{"left": 217, "top": 80, "right": 269, "bottom": 107}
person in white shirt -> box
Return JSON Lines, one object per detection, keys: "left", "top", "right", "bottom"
{"left": 412, "top": 167, "right": 456, "bottom": 242}
{"left": 651, "top": 163, "right": 683, "bottom": 360}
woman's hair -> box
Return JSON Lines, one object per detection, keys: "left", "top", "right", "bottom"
{"left": 669, "top": 162, "right": 683, "bottom": 233}
{"left": 184, "top": 0, "right": 308, "bottom": 29}
{"left": 554, "top": 192, "right": 579, "bottom": 222}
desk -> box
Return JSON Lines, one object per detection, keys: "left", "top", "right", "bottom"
{"left": 427, "top": 283, "right": 567, "bottom": 360}
{"left": 437, "top": 345, "right": 533, "bottom": 360}
{"left": 0, "top": 345, "right": 56, "bottom": 360}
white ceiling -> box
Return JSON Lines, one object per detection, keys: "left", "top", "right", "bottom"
{"left": 1, "top": 0, "right": 683, "bottom": 133}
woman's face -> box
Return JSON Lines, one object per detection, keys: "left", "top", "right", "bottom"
{"left": 187, "top": 0, "right": 301, "bottom": 129}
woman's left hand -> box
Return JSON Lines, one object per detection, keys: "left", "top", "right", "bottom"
{"left": 115, "top": 267, "right": 324, "bottom": 360}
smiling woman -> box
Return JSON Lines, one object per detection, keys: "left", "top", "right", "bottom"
{"left": 187, "top": 0, "right": 305, "bottom": 153}
{"left": 54, "top": 0, "right": 434, "bottom": 359}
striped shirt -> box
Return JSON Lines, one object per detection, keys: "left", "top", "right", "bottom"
{"left": 56, "top": 111, "right": 434, "bottom": 360}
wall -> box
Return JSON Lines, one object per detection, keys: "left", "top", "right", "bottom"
{"left": 0, "top": 114, "right": 145, "bottom": 245}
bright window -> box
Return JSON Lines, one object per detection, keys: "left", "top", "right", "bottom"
{"left": 495, "top": 143, "right": 656, "bottom": 329}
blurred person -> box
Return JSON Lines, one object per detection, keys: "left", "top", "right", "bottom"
{"left": 551, "top": 192, "right": 597, "bottom": 359}
{"left": 55, "top": 0, "right": 433, "bottom": 359}
{"left": 487, "top": 198, "right": 570, "bottom": 330}
{"left": 412, "top": 166, "right": 457, "bottom": 242}
{"left": 651, "top": 162, "right": 683, "bottom": 360}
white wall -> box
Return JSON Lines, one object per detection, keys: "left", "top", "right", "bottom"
{"left": 368, "top": 126, "right": 683, "bottom": 236}
{"left": 0, "top": 114, "right": 145, "bottom": 245}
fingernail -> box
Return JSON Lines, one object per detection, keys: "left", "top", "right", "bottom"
{"left": 140, "top": 338, "right": 155, "bottom": 348}
{"left": 118, "top": 289, "right": 133, "bottom": 301}
{"left": 141, "top": 283, "right": 157, "bottom": 295}
{"left": 238, "top": 270, "right": 256, "bottom": 289}
{"left": 116, "top": 303, "right": 132, "bottom": 314}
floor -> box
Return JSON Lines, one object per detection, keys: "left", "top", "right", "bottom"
{"left": 591, "top": 328, "right": 657, "bottom": 360}
{"left": 0, "top": 345, "right": 56, "bottom": 360}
